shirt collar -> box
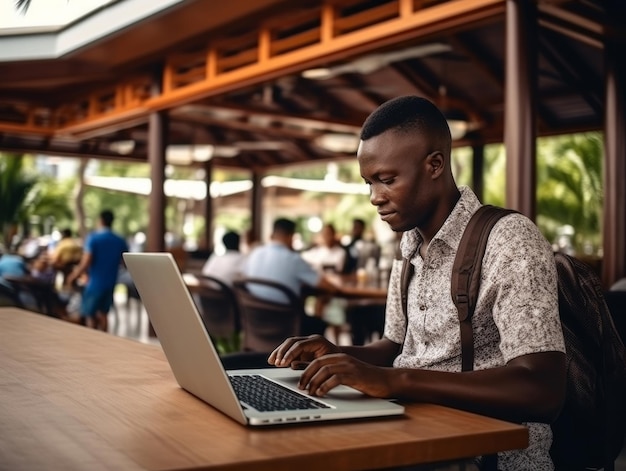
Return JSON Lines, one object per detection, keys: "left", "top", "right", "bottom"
{"left": 400, "top": 186, "right": 482, "bottom": 259}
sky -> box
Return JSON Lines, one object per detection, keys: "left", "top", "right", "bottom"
{"left": 0, "top": 0, "right": 113, "bottom": 30}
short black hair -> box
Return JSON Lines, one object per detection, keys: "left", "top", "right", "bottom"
{"left": 61, "top": 228, "right": 73, "bottom": 238}
{"left": 222, "top": 231, "right": 240, "bottom": 251}
{"left": 360, "top": 96, "right": 451, "bottom": 154}
{"left": 100, "top": 209, "right": 114, "bottom": 227}
{"left": 273, "top": 218, "right": 296, "bottom": 235}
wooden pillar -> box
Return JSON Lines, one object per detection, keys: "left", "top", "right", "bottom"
{"left": 250, "top": 171, "right": 263, "bottom": 243}
{"left": 145, "top": 68, "right": 169, "bottom": 338}
{"left": 504, "top": 0, "right": 537, "bottom": 219}
{"left": 602, "top": 1, "right": 626, "bottom": 287}
{"left": 471, "top": 144, "right": 485, "bottom": 202}
{"left": 202, "top": 161, "right": 214, "bottom": 251}
{"left": 146, "top": 110, "right": 167, "bottom": 253}
{"left": 146, "top": 66, "right": 167, "bottom": 255}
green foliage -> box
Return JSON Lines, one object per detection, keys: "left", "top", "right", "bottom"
{"left": 468, "top": 134, "right": 603, "bottom": 254}
{"left": 482, "top": 144, "right": 506, "bottom": 207}
{"left": 29, "top": 176, "right": 74, "bottom": 225}
{"left": 450, "top": 147, "right": 473, "bottom": 187}
{"left": 537, "top": 132, "right": 603, "bottom": 252}
{"left": 81, "top": 161, "right": 150, "bottom": 236}
{"left": 0, "top": 155, "right": 37, "bottom": 248}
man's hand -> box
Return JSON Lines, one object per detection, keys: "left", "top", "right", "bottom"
{"left": 267, "top": 334, "right": 340, "bottom": 368}
{"left": 297, "top": 353, "right": 393, "bottom": 398}
{"left": 268, "top": 336, "right": 394, "bottom": 398}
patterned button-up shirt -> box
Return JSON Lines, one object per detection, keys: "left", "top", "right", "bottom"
{"left": 384, "top": 186, "right": 565, "bottom": 471}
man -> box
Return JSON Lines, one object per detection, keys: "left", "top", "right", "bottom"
{"left": 302, "top": 223, "right": 349, "bottom": 340}
{"left": 242, "top": 218, "right": 338, "bottom": 336}
{"left": 0, "top": 243, "right": 28, "bottom": 292}
{"left": 201, "top": 230, "right": 245, "bottom": 286}
{"left": 301, "top": 223, "right": 346, "bottom": 274}
{"left": 268, "top": 96, "right": 566, "bottom": 470}
{"left": 50, "top": 228, "right": 83, "bottom": 284}
{"left": 67, "top": 209, "right": 128, "bottom": 331}
{"left": 342, "top": 218, "right": 380, "bottom": 274}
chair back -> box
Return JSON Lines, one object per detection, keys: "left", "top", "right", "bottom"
{"left": 0, "top": 283, "right": 24, "bottom": 308}
{"left": 232, "top": 278, "right": 303, "bottom": 353}
{"left": 194, "top": 275, "right": 241, "bottom": 341}
{"left": 5, "top": 276, "right": 57, "bottom": 315}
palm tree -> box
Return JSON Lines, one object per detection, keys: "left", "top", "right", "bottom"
{"left": 537, "top": 133, "right": 603, "bottom": 252}
{"left": 0, "top": 155, "right": 37, "bottom": 250}
{"left": 15, "top": 0, "right": 32, "bottom": 14}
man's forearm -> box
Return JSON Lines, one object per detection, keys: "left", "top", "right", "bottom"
{"left": 340, "top": 337, "right": 399, "bottom": 366}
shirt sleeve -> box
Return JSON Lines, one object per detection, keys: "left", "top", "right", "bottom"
{"left": 383, "top": 257, "right": 406, "bottom": 345}
{"left": 294, "top": 254, "right": 321, "bottom": 287}
{"left": 483, "top": 214, "right": 565, "bottom": 362}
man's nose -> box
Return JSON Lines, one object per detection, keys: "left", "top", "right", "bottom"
{"left": 369, "top": 185, "right": 384, "bottom": 205}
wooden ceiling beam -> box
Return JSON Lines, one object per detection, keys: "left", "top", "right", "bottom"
{"left": 51, "top": 0, "right": 504, "bottom": 137}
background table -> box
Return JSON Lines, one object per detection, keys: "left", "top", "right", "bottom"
{"left": 0, "top": 308, "right": 528, "bottom": 470}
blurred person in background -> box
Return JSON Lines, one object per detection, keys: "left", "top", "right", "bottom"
{"left": 66, "top": 210, "right": 128, "bottom": 331}
{"left": 342, "top": 218, "right": 381, "bottom": 275}
{"left": 202, "top": 230, "right": 245, "bottom": 286}
{"left": 242, "top": 217, "right": 337, "bottom": 337}
{"left": 50, "top": 228, "right": 83, "bottom": 284}
{"left": 0, "top": 242, "right": 28, "bottom": 292}
{"left": 302, "top": 223, "right": 349, "bottom": 341}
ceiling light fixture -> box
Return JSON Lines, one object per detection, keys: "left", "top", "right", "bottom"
{"left": 166, "top": 144, "right": 240, "bottom": 164}
{"left": 314, "top": 133, "right": 360, "bottom": 153}
{"left": 233, "top": 141, "right": 287, "bottom": 151}
{"left": 443, "top": 109, "right": 469, "bottom": 141}
{"left": 302, "top": 43, "right": 452, "bottom": 80}
{"left": 438, "top": 85, "right": 469, "bottom": 140}
{"left": 108, "top": 139, "right": 135, "bottom": 155}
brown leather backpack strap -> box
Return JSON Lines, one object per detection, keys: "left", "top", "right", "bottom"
{"left": 400, "top": 257, "right": 414, "bottom": 322}
{"left": 451, "top": 205, "right": 516, "bottom": 372}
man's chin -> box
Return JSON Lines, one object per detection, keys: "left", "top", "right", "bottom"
{"left": 384, "top": 219, "right": 412, "bottom": 233}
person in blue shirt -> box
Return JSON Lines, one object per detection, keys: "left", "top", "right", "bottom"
{"left": 67, "top": 210, "right": 128, "bottom": 331}
{"left": 242, "top": 218, "right": 337, "bottom": 336}
{"left": 0, "top": 244, "right": 28, "bottom": 294}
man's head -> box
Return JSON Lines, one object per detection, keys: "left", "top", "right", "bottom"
{"left": 357, "top": 96, "right": 457, "bottom": 233}
{"left": 271, "top": 218, "right": 297, "bottom": 247}
{"left": 222, "top": 231, "right": 240, "bottom": 251}
{"left": 61, "top": 228, "right": 73, "bottom": 239}
{"left": 100, "top": 210, "right": 114, "bottom": 228}
{"left": 360, "top": 95, "right": 451, "bottom": 155}
{"left": 320, "top": 223, "right": 338, "bottom": 247}
{"left": 351, "top": 218, "right": 366, "bottom": 239}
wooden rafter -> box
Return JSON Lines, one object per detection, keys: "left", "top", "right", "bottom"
{"left": 0, "top": 0, "right": 506, "bottom": 139}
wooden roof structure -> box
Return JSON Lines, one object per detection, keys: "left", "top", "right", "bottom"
{"left": 0, "top": 0, "right": 624, "bottom": 285}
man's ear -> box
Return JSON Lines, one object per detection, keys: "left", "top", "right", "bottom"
{"left": 426, "top": 151, "right": 445, "bottom": 178}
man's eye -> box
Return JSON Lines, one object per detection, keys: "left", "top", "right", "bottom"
{"left": 380, "top": 178, "right": 395, "bottom": 185}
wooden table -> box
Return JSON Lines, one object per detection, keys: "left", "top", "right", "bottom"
{"left": 183, "top": 273, "right": 388, "bottom": 300}
{"left": 0, "top": 308, "right": 528, "bottom": 471}
{"left": 327, "top": 272, "right": 388, "bottom": 300}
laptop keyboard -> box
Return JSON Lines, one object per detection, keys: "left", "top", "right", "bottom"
{"left": 229, "top": 374, "right": 330, "bottom": 412}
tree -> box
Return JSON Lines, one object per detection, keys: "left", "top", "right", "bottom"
{"left": 537, "top": 132, "right": 603, "bottom": 253}
{"left": 0, "top": 155, "right": 36, "bottom": 249}
{"left": 15, "top": 0, "right": 32, "bottom": 14}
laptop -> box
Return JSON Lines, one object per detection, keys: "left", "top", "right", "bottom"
{"left": 123, "top": 252, "right": 405, "bottom": 426}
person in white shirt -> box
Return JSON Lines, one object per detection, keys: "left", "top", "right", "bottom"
{"left": 202, "top": 231, "right": 245, "bottom": 286}
{"left": 301, "top": 223, "right": 346, "bottom": 274}
{"left": 302, "top": 223, "right": 348, "bottom": 338}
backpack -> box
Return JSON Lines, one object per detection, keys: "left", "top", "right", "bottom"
{"left": 400, "top": 205, "right": 626, "bottom": 471}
